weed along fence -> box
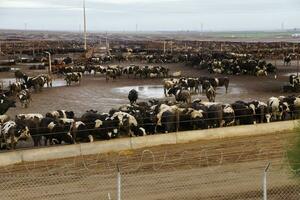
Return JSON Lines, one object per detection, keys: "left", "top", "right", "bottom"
{"left": 0, "top": 120, "right": 298, "bottom": 167}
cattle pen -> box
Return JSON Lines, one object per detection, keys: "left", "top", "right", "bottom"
{"left": 0, "top": 120, "right": 299, "bottom": 199}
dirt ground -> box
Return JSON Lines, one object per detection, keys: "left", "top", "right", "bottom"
{"left": 0, "top": 132, "right": 298, "bottom": 199}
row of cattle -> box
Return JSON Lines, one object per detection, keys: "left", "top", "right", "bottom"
{"left": 187, "top": 53, "right": 277, "bottom": 76}
{"left": 57, "top": 65, "right": 170, "bottom": 80}
{"left": 1, "top": 94, "right": 299, "bottom": 150}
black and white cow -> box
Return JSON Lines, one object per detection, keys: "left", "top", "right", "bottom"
{"left": 39, "top": 117, "right": 75, "bottom": 145}
{"left": 71, "top": 121, "right": 94, "bottom": 143}
{"left": 289, "top": 75, "right": 300, "bottom": 87}
{"left": 206, "top": 85, "right": 216, "bottom": 102}
{"left": 248, "top": 100, "right": 271, "bottom": 123}
{"left": 267, "top": 97, "right": 290, "bottom": 121}
{"left": 168, "top": 87, "right": 191, "bottom": 104}
{"left": 179, "top": 108, "right": 206, "bottom": 130}
{"left": 10, "top": 82, "right": 27, "bottom": 95}
{"left": 112, "top": 111, "right": 145, "bottom": 137}
{"left": 284, "top": 55, "right": 292, "bottom": 66}
{"left": 81, "top": 111, "right": 119, "bottom": 140}
{"left": 17, "top": 89, "right": 31, "bottom": 108}
{"left": 45, "top": 110, "right": 75, "bottom": 119}
{"left": 280, "top": 96, "right": 300, "bottom": 119}
{"left": 209, "top": 77, "right": 230, "bottom": 93}
{"left": 222, "top": 104, "right": 235, "bottom": 126}
{"left": 39, "top": 74, "right": 53, "bottom": 87}
{"left": 15, "top": 114, "right": 44, "bottom": 146}
{"left": 0, "top": 121, "right": 30, "bottom": 149}
{"left": 23, "top": 75, "right": 45, "bottom": 91}
{"left": 65, "top": 72, "right": 82, "bottom": 86}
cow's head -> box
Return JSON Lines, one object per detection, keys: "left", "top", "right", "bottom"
{"left": 16, "top": 125, "right": 31, "bottom": 141}
{"left": 65, "top": 111, "right": 75, "bottom": 119}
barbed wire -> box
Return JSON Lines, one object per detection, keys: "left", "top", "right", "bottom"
{"left": 0, "top": 131, "right": 292, "bottom": 176}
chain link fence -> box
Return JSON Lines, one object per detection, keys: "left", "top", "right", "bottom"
{"left": 0, "top": 157, "right": 299, "bottom": 199}
{"left": 0, "top": 132, "right": 299, "bottom": 200}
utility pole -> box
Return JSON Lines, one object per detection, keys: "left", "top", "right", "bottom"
{"left": 201, "top": 23, "right": 203, "bottom": 36}
{"left": 163, "top": 41, "right": 166, "bottom": 54}
{"left": 83, "top": 0, "right": 87, "bottom": 51}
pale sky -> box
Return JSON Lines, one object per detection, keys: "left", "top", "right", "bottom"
{"left": 0, "top": 0, "right": 299, "bottom": 31}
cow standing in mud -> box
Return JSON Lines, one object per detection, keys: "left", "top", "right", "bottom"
{"left": 17, "top": 89, "right": 31, "bottom": 108}
{"left": 65, "top": 72, "right": 82, "bottom": 86}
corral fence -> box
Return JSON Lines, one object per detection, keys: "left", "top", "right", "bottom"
{"left": 0, "top": 150, "right": 299, "bottom": 200}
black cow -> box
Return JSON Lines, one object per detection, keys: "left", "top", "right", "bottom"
{"left": 0, "top": 95, "right": 16, "bottom": 115}
{"left": 206, "top": 103, "right": 223, "bottom": 128}
{"left": 128, "top": 89, "right": 138, "bottom": 104}
{"left": 231, "top": 101, "right": 255, "bottom": 125}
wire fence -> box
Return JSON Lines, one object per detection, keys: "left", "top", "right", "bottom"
{"left": 0, "top": 157, "right": 298, "bottom": 200}
{"left": 0, "top": 131, "right": 299, "bottom": 200}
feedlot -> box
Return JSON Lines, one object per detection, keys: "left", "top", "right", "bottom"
{"left": 0, "top": 60, "right": 300, "bottom": 199}
{"left": 2, "top": 60, "right": 298, "bottom": 118}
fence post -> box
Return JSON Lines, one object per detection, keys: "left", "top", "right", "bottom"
{"left": 117, "top": 164, "right": 121, "bottom": 200}
{"left": 263, "top": 162, "right": 271, "bottom": 200}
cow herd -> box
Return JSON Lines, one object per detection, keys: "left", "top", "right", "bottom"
{"left": 1, "top": 91, "right": 300, "bottom": 150}
{"left": 57, "top": 65, "right": 170, "bottom": 80}
{"left": 9, "top": 71, "right": 53, "bottom": 108}
{"left": 186, "top": 52, "right": 277, "bottom": 76}
{"left": 163, "top": 77, "right": 230, "bottom": 103}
